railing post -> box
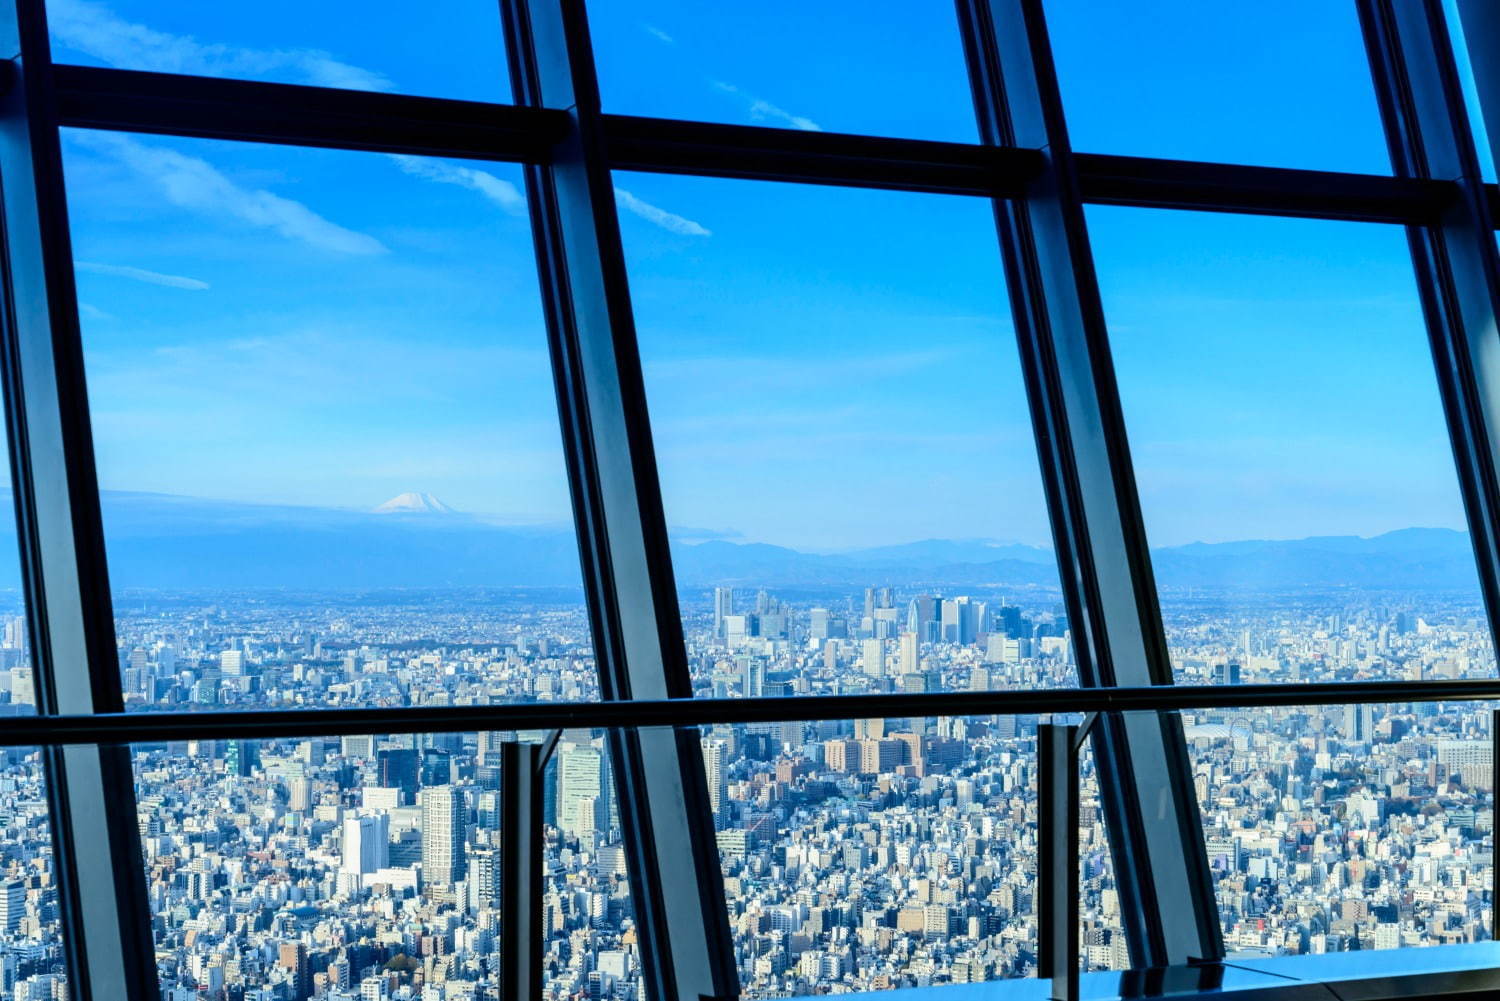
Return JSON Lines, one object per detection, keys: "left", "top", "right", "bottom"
{"left": 1038, "top": 722, "right": 1079, "bottom": 1001}
{"left": 501, "top": 742, "right": 543, "bottom": 1001}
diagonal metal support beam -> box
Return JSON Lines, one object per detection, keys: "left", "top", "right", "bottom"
{"left": 0, "top": 2, "right": 154, "bottom": 998}
{"left": 955, "top": 0, "right": 1223, "bottom": 968}
{"left": 498, "top": 2, "right": 737, "bottom": 1000}
{"left": 1357, "top": 0, "right": 1500, "bottom": 694}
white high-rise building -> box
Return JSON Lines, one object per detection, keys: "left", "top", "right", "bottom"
{"left": 713, "top": 587, "right": 734, "bottom": 640}
{"left": 341, "top": 812, "right": 390, "bottom": 875}
{"left": 558, "top": 743, "right": 607, "bottom": 838}
{"left": 420, "top": 786, "right": 466, "bottom": 885}
{"left": 700, "top": 738, "right": 729, "bottom": 830}
{"left": 899, "top": 633, "right": 919, "bottom": 676}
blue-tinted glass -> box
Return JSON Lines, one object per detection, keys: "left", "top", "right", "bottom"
{"left": 615, "top": 174, "right": 1071, "bottom": 698}
{"left": 0, "top": 750, "right": 66, "bottom": 992}
{"left": 1045, "top": 0, "right": 1392, "bottom": 173}
{"left": 702, "top": 714, "right": 1115, "bottom": 993}
{"left": 1091, "top": 207, "right": 1493, "bottom": 684}
{"left": 63, "top": 131, "right": 596, "bottom": 709}
{"left": 1444, "top": 0, "right": 1499, "bottom": 183}
{"left": 1188, "top": 703, "right": 1494, "bottom": 955}
{"left": 0, "top": 469, "right": 32, "bottom": 717}
{"left": 590, "top": 1, "right": 978, "bottom": 142}
{"left": 134, "top": 731, "right": 637, "bottom": 1000}
{"left": 48, "top": 0, "right": 509, "bottom": 102}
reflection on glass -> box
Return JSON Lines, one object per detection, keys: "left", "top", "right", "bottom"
{"left": 1090, "top": 208, "right": 1493, "bottom": 685}
{"left": 1187, "top": 703, "right": 1494, "bottom": 955}
{"left": 590, "top": 0, "right": 978, "bottom": 142}
{"left": 1044, "top": 0, "right": 1390, "bottom": 173}
{"left": 700, "top": 713, "right": 1114, "bottom": 994}
{"left": 616, "top": 173, "right": 1069, "bottom": 697}
{"left": 62, "top": 132, "right": 595, "bottom": 709}
{"left": 48, "top": 0, "right": 509, "bottom": 102}
{"left": 134, "top": 730, "right": 637, "bottom": 1000}
{"left": 0, "top": 749, "right": 66, "bottom": 995}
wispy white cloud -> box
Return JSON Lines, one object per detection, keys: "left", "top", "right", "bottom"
{"left": 713, "top": 81, "right": 821, "bottom": 131}
{"left": 48, "top": 0, "right": 392, "bottom": 91}
{"left": 644, "top": 24, "right": 674, "bottom": 44}
{"left": 78, "top": 303, "right": 114, "bottom": 322}
{"left": 53, "top": 2, "right": 541, "bottom": 222}
{"left": 70, "top": 131, "right": 387, "bottom": 255}
{"left": 388, "top": 155, "right": 526, "bottom": 216}
{"left": 75, "top": 260, "right": 209, "bottom": 290}
{"left": 613, "top": 188, "right": 710, "bottom": 237}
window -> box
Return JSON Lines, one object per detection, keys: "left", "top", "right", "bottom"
{"left": 1043, "top": 0, "right": 1390, "bottom": 172}
{"left": 1187, "top": 702, "right": 1495, "bottom": 955}
{"left": 48, "top": 0, "right": 511, "bottom": 102}
{"left": 134, "top": 730, "right": 636, "bottom": 1000}
{"left": 618, "top": 174, "right": 1067, "bottom": 698}
{"left": 1092, "top": 208, "right": 1491, "bottom": 685}
{"left": 4, "top": 1, "right": 1500, "bottom": 1001}
{"left": 590, "top": 0, "right": 978, "bottom": 142}
{"left": 63, "top": 133, "right": 597, "bottom": 709}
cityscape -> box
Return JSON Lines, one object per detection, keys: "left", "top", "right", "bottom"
{"left": 0, "top": 577, "right": 1491, "bottom": 999}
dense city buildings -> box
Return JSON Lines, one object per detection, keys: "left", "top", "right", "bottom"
{"left": 0, "top": 580, "right": 1492, "bottom": 999}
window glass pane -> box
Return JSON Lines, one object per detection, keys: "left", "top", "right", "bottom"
{"left": 705, "top": 713, "right": 1102, "bottom": 994}
{"left": 1188, "top": 702, "right": 1494, "bottom": 956}
{"left": 590, "top": 1, "right": 978, "bottom": 142}
{"left": 0, "top": 750, "right": 63, "bottom": 996}
{"left": 615, "top": 174, "right": 1070, "bottom": 696}
{"left": 0, "top": 464, "right": 33, "bottom": 717}
{"left": 1090, "top": 208, "right": 1493, "bottom": 684}
{"left": 0, "top": 749, "right": 65, "bottom": 993}
{"left": 1444, "top": 0, "right": 1499, "bottom": 183}
{"left": 1079, "top": 739, "right": 1126, "bottom": 972}
{"left": 48, "top": 0, "right": 509, "bottom": 102}
{"left": 134, "top": 730, "right": 639, "bottom": 1000}
{"left": 1044, "top": 0, "right": 1391, "bottom": 173}
{"left": 63, "top": 132, "right": 597, "bottom": 709}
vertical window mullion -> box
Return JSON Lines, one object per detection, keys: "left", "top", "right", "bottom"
{"left": 497, "top": 2, "right": 737, "bottom": 1000}
{"left": 1356, "top": 0, "right": 1500, "bottom": 705}
{"left": 0, "top": 1, "right": 154, "bottom": 999}
{"left": 954, "top": 0, "right": 1224, "bottom": 968}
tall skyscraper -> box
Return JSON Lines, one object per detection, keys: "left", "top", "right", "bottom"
{"left": 940, "top": 597, "right": 977, "bottom": 645}
{"left": 225, "top": 739, "right": 258, "bottom": 777}
{"left": 420, "top": 785, "right": 466, "bottom": 885}
{"left": 899, "top": 633, "right": 919, "bottom": 676}
{"left": 1212, "top": 662, "right": 1242, "bottom": 686}
{"left": 468, "top": 845, "right": 500, "bottom": 911}
{"left": 0, "top": 879, "right": 22, "bottom": 933}
{"left": 288, "top": 776, "right": 312, "bottom": 812}
{"left": 700, "top": 738, "right": 729, "bottom": 830}
{"left": 1343, "top": 704, "right": 1375, "bottom": 743}
{"left": 557, "top": 742, "right": 612, "bottom": 839}
{"left": 862, "top": 638, "right": 885, "bottom": 678}
{"left": 714, "top": 587, "right": 735, "bottom": 640}
{"left": 376, "top": 748, "right": 419, "bottom": 803}
{"left": 340, "top": 812, "right": 390, "bottom": 875}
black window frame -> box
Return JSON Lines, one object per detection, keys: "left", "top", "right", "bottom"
{"left": 0, "top": 0, "right": 1496, "bottom": 998}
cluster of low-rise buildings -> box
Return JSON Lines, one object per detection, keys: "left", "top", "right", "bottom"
{"left": 0, "top": 586, "right": 1492, "bottom": 1000}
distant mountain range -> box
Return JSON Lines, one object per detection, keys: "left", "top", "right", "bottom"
{"left": 0, "top": 491, "right": 1479, "bottom": 592}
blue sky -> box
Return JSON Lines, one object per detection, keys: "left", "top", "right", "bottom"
{"left": 46, "top": 0, "right": 1495, "bottom": 551}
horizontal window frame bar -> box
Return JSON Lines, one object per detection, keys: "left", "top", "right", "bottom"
{"left": 49, "top": 64, "right": 1500, "bottom": 224}
{"left": 18, "top": 676, "right": 1500, "bottom": 746}
{"left": 603, "top": 113, "right": 1044, "bottom": 196}
{"left": 51, "top": 65, "right": 572, "bottom": 161}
